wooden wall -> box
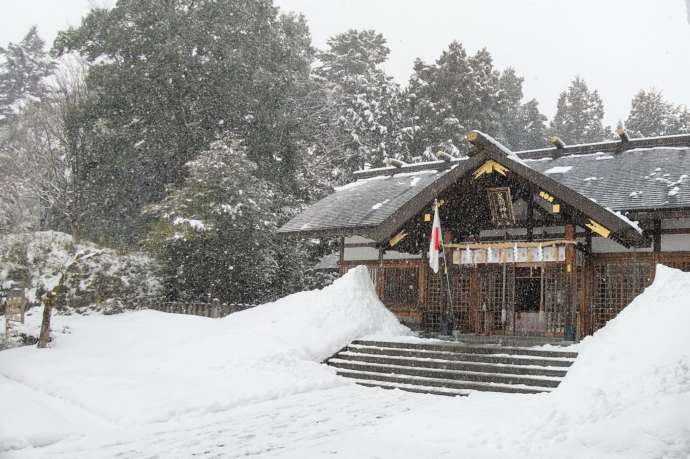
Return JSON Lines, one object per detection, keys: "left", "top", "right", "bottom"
{"left": 340, "top": 251, "right": 690, "bottom": 338}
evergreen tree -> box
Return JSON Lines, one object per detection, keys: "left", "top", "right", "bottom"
{"left": 0, "top": 26, "right": 55, "bottom": 124}
{"left": 625, "top": 89, "right": 690, "bottom": 137}
{"left": 402, "top": 43, "right": 540, "bottom": 158}
{"left": 145, "top": 140, "right": 280, "bottom": 303}
{"left": 496, "top": 68, "right": 547, "bottom": 150}
{"left": 53, "top": 0, "right": 313, "bottom": 246}
{"left": 550, "top": 77, "right": 609, "bottom": 144}
{"left": 314, "top": 30, "right": 405, "bottom": 177}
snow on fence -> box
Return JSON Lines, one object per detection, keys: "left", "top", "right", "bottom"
{"left": 145, "top": 301, "right": 257, "bottom": 318}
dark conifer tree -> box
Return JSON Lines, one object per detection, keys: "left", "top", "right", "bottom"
{"left": 550, "top": 77, "right": 609, "bottom": 144}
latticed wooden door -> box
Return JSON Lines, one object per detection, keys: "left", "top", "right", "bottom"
{"left": 477, "top": 265, "right": 514, "bottom": 334}
{"left": 449, "top": 266, "right": 471, "bottom": 333}
{"left": 543, "top": 264, "right": 568, "bottom": 336}
{"left": 422, "top": 269, "right": 443, "bottom": 333}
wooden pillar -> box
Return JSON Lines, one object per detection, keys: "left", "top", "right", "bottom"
{"left": 581, "top": 229, "right": 593, "bottom": 337}
{"left": 565, "top": 223, "right": 577, "bottom": 340}
{"left": 526, "top": 195, "right": 534, "bottom": 241}
{"left": 339, "top": 237, "right": 345, "bottom": 265}
{"left": 653, "top": 219, "right": 662, "bottom": 254}
{"left": 469, "top": 268, "right": 480, "bottom": 334}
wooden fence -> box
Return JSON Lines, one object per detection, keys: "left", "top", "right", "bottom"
{"left": 145, "top": 300, "right": 257, "bottom": 318}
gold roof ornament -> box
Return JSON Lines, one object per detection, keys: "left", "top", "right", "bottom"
{"left": 473, "top": 160, "right": 509, "bottom": 179}
{"left": 586, "top": 219, "right": 611, "bottom": 238}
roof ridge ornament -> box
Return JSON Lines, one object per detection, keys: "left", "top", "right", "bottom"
{"left": 548, "top": 136, "right": 566, "bottom": 149}
{"left": 616, "top": 127, "right": 630, "bottom": 143}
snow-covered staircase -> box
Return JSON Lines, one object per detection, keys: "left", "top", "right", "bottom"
{"left": 326, "top": 339, "right": 578, "bottom": 397}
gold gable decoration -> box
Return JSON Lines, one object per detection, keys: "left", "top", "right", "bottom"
{"left": 586, "top": 219, "right": 611, "bottom": 238}
{"left": 473, "top": 160, "right": 509, "bottom": 179}
{"left": 388, "top": 230, "right": 408, "bottom": 247}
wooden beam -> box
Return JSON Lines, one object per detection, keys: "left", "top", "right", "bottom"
{"left": 515, "top": 133, "right": 690, "bottom": 160}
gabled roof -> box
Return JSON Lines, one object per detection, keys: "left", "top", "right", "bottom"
{"left": 279, "top": 132, "right": 690, "bottom": 246}
{"left": 279, "top": 154, "right": 486, "bottom": 240}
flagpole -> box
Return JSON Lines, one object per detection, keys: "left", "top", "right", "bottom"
{"left": 434, "top": 199, "right": 455, "bottom": 335}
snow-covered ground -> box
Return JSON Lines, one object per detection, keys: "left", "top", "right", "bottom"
{"left": 1, "top": 265, "right": 690, "bottom": 458}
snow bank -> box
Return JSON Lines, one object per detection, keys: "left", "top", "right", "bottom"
{"left": 0, "top": 266, "right": 409, "bottom": 452}
{"left": 546, "top": 264, "right": 690, "bottom": 455}
{"left": 303, "top": 265, "right": 690, "bottom": 459}
{"left": 222, "top": 266, "right": 409, "bottom": 362}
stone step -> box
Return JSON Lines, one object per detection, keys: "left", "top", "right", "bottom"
{"left": 454, "top": 335, "right": 575, "bottom": 347}
{"left": 336, "top": 369, "right": 549, "bottom": 394}
{"left": 334, "top": 351, "right": 568, "bottom": 377}
{"left": 352, "top": 339, "right": 578, "bottom": 359}
{"left": 351, "top": 379, "right": 470, "bottom": 397}
{"left": 346, "top": 344, "right": 574, "bottom": 367}
{"left": 328, "top": 358, "right": 561, "bottom": 388}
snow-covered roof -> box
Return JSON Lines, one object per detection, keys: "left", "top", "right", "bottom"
{"left": 279, "top": 132, "right": 690, "bottom": 245}
{"left": 280, "top": 166, "right": 463, "bottom": 240}
{"left": 526, "top": 148, "right": 690, "bottom": 211}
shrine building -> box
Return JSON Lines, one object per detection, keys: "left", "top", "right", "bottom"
{"left": 279, "top": 130, "right": 690, "bottom": 340}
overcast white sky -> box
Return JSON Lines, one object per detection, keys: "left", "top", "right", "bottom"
{"left": 2, "top": 0, "right": 689, "bottom": 128}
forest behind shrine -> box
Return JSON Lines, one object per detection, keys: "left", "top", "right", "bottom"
{"left": 1, "top": 0, "right": 690, "bottom": 306}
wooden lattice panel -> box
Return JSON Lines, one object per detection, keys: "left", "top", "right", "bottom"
{"left": 423, "top": 270, "right": 443, "bottom": 333}
{"left": 543, "top": 265, "right": 567, "bottom": 335}
{"left": 450, "top": 267, "right": 471, "bottom": 333}
{"left": 381, "top": 266, "right": 419, "bottom": 305}
{"left": 590, "top": 261, "right": 653, "bottom": 333}
{"left": 477, "top": 265, "right": 513, "bottom": 334}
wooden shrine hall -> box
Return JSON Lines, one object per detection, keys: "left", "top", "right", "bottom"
{"left": 279, "top": 130, "right": 690, "bottom": 340}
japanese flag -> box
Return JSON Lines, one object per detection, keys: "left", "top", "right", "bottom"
{"left": 428, "top": 206, "right": 442, "bottom": 273}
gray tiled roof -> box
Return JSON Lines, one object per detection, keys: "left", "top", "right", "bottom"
{"left": 279, "top": 138, "right": 690, "bottom": 240}
{"left": 525, "top": 147, "right": 690, "bottom": 211}
{"left": 281, "top": 167, "right": 455, "bottom": 235}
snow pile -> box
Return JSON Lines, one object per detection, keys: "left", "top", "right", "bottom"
{"left": 306, "top": 265, "right": 690, "bottom": 459}
{"left": 223, "top": 266, "right": 409, "bottom": 362}
{"left": 547, "top": 264, "right": 690, "bottom": 454}
{"left": 0, "top": 266, "right": 409, "bottom": 452}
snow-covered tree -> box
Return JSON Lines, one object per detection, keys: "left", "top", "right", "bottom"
{"left": 624, "top": 89, "right": 690, "bottom": 137}
{"left": 550, "top": 77, "right": 609, "bottom": 144}
{"left": 145, "top": 140, "right": 281, "bottom": 303}
{"left": 495, "top": 68, "right": 547, "bottom": 150}
{"left": 314, "top": 30, "right": 406, "bottom": 177}
{"left": 54, "top": 0, "right": 314, "bottom": 245}
{"left": 403, "top": 43, "right": 510, "bottom": 158}
{"left": 0, "top": 58, "right": 89, "bottom": 239}
{"left": 0, "top": 26, "right": 55, "bottom": 124}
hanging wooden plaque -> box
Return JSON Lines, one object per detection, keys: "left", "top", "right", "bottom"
{"left": 487, "top": 187, "right": 515, "bottom": 226}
